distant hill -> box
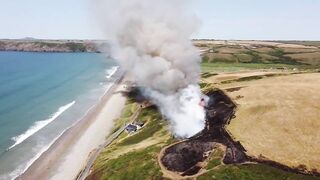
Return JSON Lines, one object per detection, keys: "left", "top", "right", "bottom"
{"left": 0, "top": 39, "right": 103, "bottom": 53}
{"left": 1, "top": 39, "right": 320, "bottom": 66}
{"left": 21, "top": 37, "right": 38, "bottom": 41}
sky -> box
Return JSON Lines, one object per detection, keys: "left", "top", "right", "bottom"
{"left": 0, "top": 0, "right": 319, "bottom": 40}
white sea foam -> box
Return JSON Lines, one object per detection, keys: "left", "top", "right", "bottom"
{"left": 6, "top": 130, "right": 67, "bottom": 180}
{"left": 7, "top": 83, "right": 115, "bottom": 179}
{"left": 8, "top": 100, "right": 98, "bottom": 180}
{"left": 2, "top": 76, "right": 120, "bottom": 180}
{"left": 8, "top": 101, "right": 75, "bottom": 150}
{"left": 105, "top": 66, "right": 119, "bottom": 79}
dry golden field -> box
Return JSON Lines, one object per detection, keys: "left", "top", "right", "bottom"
{"left": 207, "top": 72, "right": 320, "bottom": 171}
{"left": 204, "top": 70, "right": 288, "bottom": 83}
{"left": 286, "top": 52, "right": 320, "bottom": 65}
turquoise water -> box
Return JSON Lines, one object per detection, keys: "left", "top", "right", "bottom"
{"left": 0, "top": 52, "right": 118, "bottom": 179}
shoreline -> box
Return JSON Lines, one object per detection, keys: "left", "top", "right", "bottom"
{"left": 19, "top": 74, "right": 127, "bottom": 180}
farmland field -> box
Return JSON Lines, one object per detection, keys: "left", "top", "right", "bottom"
{"left": 204, "top": 71, "right": 320, "bottom": 172}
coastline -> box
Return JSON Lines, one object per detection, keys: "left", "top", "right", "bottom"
{"left": 0, "top": 39, "right": 100, "bottom": 53}
{"left": 19, "top": 75, "right": 127, "bottom": 180}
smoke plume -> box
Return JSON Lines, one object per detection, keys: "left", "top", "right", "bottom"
{"left": 96, "top": 0, "right": 205, "bottom": 138}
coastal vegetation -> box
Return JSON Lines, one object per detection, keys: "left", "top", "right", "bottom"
{"left": 89, "top": 145, "right": 163, "bottom": 180}
{"left": 88, "top": 56, "right": 320, "bottom": 179}
{"left": 110, "top": 102, "right": 139, "bottom": 134}
{"left": 87, "top": 102, "right": 174, "bottom": 180}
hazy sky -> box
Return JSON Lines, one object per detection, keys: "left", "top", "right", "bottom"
{"left": 0, "top": 0, "right": 319, "bottom": 40}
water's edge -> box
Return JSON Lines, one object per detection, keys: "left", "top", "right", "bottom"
{"left": 14, "top": 69, "right": 122, "bottom": 180}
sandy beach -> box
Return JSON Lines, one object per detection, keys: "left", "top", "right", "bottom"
{"left": 20, "top": 77, "right": 127, "bottom": 180}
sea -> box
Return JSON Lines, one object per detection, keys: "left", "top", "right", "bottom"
{"left": 0, "top": 51, "right": 119, "bottom": 179}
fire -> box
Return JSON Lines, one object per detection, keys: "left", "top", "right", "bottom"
{"left": 199, "top": 98, "right": 206, "bottom": 107}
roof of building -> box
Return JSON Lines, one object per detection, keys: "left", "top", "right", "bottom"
{"left": 126, "top": 124, "right": 137, "bottom": 132}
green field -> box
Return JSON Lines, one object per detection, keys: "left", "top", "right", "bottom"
{"left": 198, "top": 41, "right": 320, "bottom": 66}
{"left": 199, "top": 164, "right": 319, "bottom": 180}
{"left": 88, "top": 146, "right": 163, "bottom": 180}
{"left": 201, "top": 62, "right": 301, "bottom": 72}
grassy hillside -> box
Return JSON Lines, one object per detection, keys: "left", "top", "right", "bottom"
{"left": 86, "top": 102, "right": 175, "bottom": 180}
{"left": 87, "top": 68, "right": 320, "bottom": 179}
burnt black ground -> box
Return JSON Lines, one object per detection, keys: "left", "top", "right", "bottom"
{"left": 161, "top": 90, "right": 247, "bottom": 175}
{"left": 161, "top": 90, "right": 320, "bottom": 177}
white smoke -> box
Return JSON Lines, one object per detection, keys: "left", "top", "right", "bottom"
{"left": 144, "top": 85, "right": 205, "bottom": 138}
{"left": 96, "top": 0, "right": 205, "bottom": 138}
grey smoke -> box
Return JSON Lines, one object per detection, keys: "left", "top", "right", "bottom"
{"left": 96, "top": 0, "right": 206, "bottom": 138}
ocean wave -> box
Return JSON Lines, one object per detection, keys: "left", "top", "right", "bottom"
{"left": 6, "top": 130, "right": 67, "bottom": 180}
{"left": 101, "top": 83, "right": 114, "bottom": 99}
{"left": 105, "top": 66, "right": 119, "bottom": 79}
{"left": 4, "top": 79, "right": 119, "bottom": 179}
{"left": 7, "top": 101, "right": 75, "bottom": 150}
